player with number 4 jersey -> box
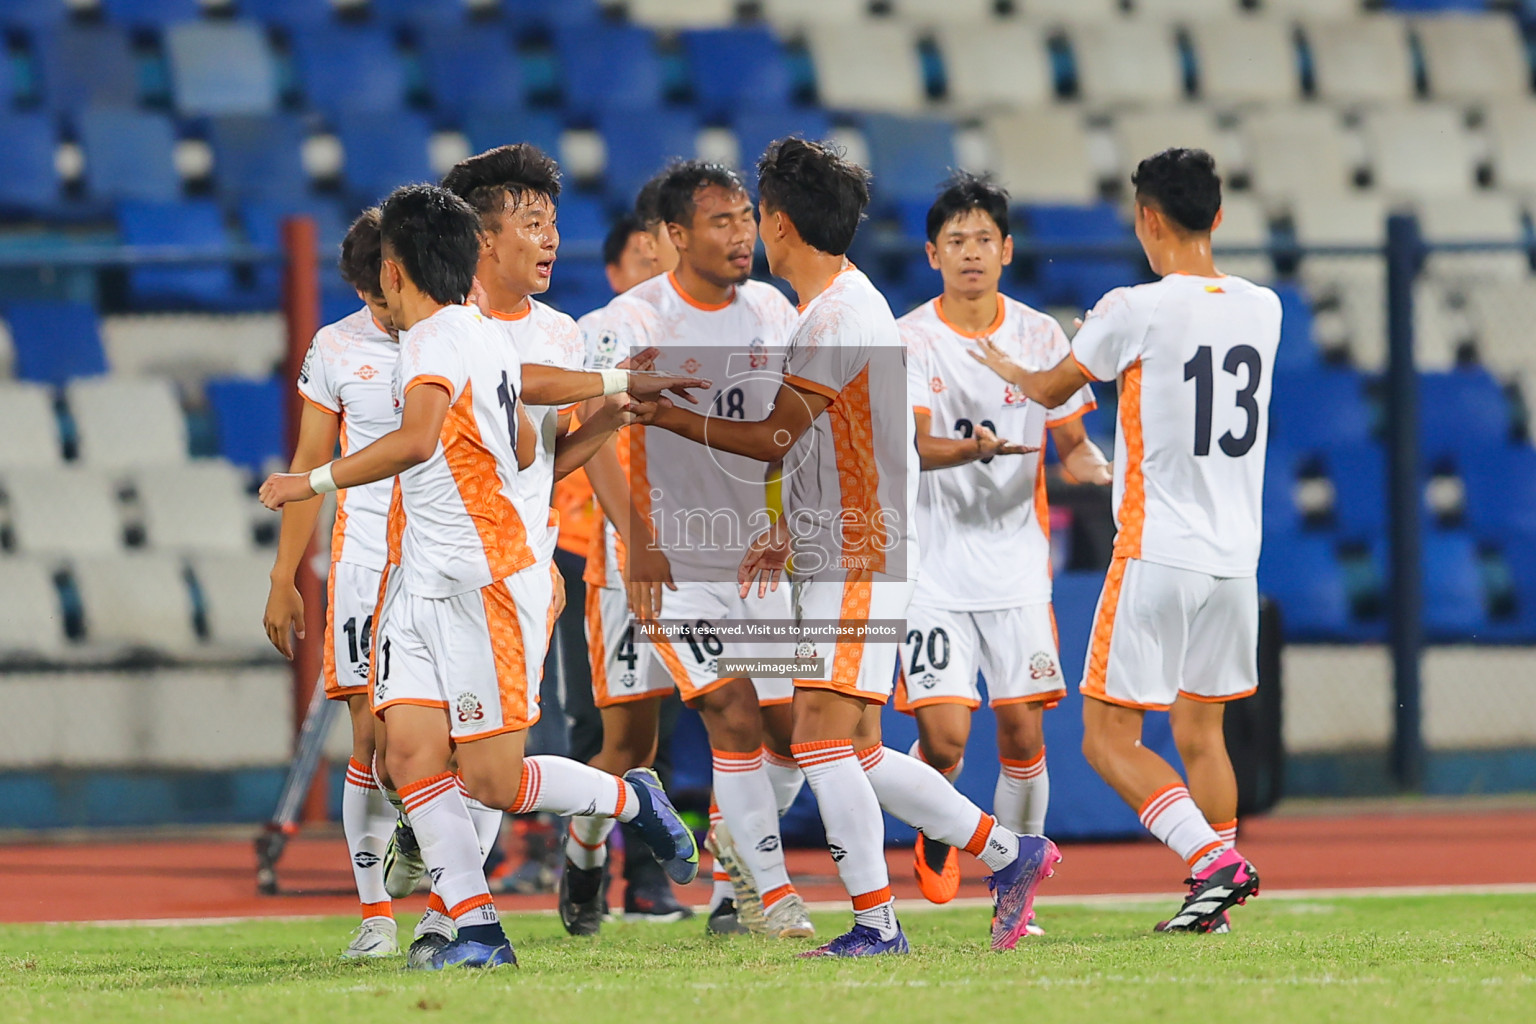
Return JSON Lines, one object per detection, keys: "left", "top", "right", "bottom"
{"left": 969, "top": 149, "right": 1275, "bottom": 935}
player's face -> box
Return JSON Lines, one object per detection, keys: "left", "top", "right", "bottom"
{"left": 482, "top": 190, "right": 559, "bottom": 298}
{"left": 672, "top": 185, "right": 756, "bottom": 288}
{"left": 606, "top": 230, "right": 658, "bottom": 294}
{"left": 357, "top": 288, "right": 398, "bottom": 340}
{"left": 926, "top": 208, "right": 1012, "bottom": 300}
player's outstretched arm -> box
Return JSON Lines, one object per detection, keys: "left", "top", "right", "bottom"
{"left": 551, "top": 396, "right": 649, "bottom": 481}
{"left": 651, "top": 381, "right": 829, "bottom": 463}
{"left": 913, "top": 409, "right": 1037, "bottom": 470}
{"left": 969, "top": 340, "right": 1091, "bottom": 411}
{"left": 263, "top": 400, "right": 341, "bottom": 659}
{"left": 1050, "top": 416, "right": 1112, "bottom": 486}
{"left": 521, "top": 360, "right": 710, "bottom": 408}
{"left": 258, "top": 384, "right": 451, "bottom": 510}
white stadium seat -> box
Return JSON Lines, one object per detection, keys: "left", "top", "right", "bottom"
{"left": 1290, "top": 191, "right": 1393, "bottom": 248}
{"left": 892, "top": 0, "right": 997, "bottom": 23}
{"left": 806, "top": 22, "right": 927, "bottom": 113}
{"left": 1415, "top": 14, "right": 1530, "bottom": 103}
{"left": 1412, "top": 277, "right": 1468, "bottom": 371}
{"left": 1186, "top": 18, "right": 1301, "bottom": 106}
{"left": 1362, "top": 105, "right": 1477, "bottom": 198}
{"left": 0, "top": 318, "right": 13, "bottom": 378}
{"left": 0, "top": 558, "right": 68, "bottom": 659}
{"left": 3, "top": 468, "right": 124, "bottom": 556}
{"left": 761, "top": 0, "right": 873, "bottom": 32}
{"left": 934, "top": 23, "right": 1054, "bottom": 110}
{"left": 1306, "top": 16, "right": 1415, "bottom": 105}
{"left": 1467, "top": 279, "right": 1536, "bottom": 378}
{"left": 1025, "top": 0, "right": 1122, "bottom": 23}
{"left": 191, "top": 553, "right": 281, "bottom": 657}
{"left": 1111, "top": 107, "right": 1225, "bottom": 182}
{"left": 1417, "top": 194, "right": 1530, "bottom": 281}
{"left": 985, "top": 109, "right": 1099, "bottom": 204}
{"left": 623, "top": 0, "right": 736, "bottom": 28}
{"left": 1242, "top": 106, "right": 1356, "bottom": 201}
{"left": 66, "top": 377, "right": 188, "bottom": 469}
{"left": 1483, "top": 101, "right": 1536, "bottom": 198}
{"left": 100, "top": 314, "right": 285, "bottom": 385}
{"left": 1070, "top": 21, "right": 1185, "bottom": 108}
{"left": 73, "top": 553, "right": 199, "bottom": 656}
{"left": 1134, "top": 0, "right": 1248, "bottom": 19}
{"left": 0, "top": 381, "right": 63, "bottom": 468}
{"left": 1292, "top": 192, "right": 1393, "bottom": 369}
{"left": 136, "top": 461, "right": 254, "bottom": 554}
{"left": 1262, "top": 0, "right": 1368, "bottom": 18}
{"left": 1212, "top": 195, "right": 1275, "bottom": 282}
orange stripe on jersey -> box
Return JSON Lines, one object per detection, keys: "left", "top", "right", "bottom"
{"left": 585, "top": 585, "right": 611, "bottom": 703}
{"left": 783, "top": 372, "right": 839, "bottom": 402}
{"left": 934, "top": 294, "right": 1004, "bottom": 339}
{"left": 826, "top": 365, "right": 886, "bottom": 573}
{"left": 329, "top": 414, "right": 351, "bottom": 561}
{"left": 1112, "top": 361, "right": 1145, "bottom": 560}
{"left": 405, "top": 374, "right": 453, "bottom": 397}
{"left": 301, "top": 391, "right": 338, "bottom": 415}
{"left": 322, "top": 565, "right": 339, "bottom": 695}
{"left": 385, "top": 478, "right": 405, "bottom": 568}
{"left": 1083, "top": 556, "right": 1129, "bottom": 704}
{"left": 480, "top": 578, "right": 531, "bottom": 732}
{"left": 669, "top": 270, "right": 732, "bottom": 311}
{"left": 831, "top": 571, "right": 872, "bottom": 691}
{"left": 1070, "top": 353, "right": 1100, "bottom": 383}
{"left": 1034, "top": 454, "right": 1051, "bottom": 548}
{"left": 1045, "top": 402, "right": 1095, "bottom": 429}
{"left": 440, "top": 380, "right": 535, "bottom": 580}
{"left": 545, "top": 559, "right": 562, "bottom": 645}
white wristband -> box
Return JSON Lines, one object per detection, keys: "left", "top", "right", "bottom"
{"left": 308, "top": 462, "right": 338, "bottom": 495}
{"left": 600, "top": 368, "right": 630, "bottom": 396}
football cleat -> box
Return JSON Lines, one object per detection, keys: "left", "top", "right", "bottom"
{"left": 1155, "top": 849, "right": 1259, "bottom": 933}
{"left": 798, "top": 924, "right": 909, "bottom": 958}
{"left": 762, "top": 892, "right": 816, "bottom": 939}
{"left": 557, "top": 859, "right": 608, "bottom": 936}
{"left": 622, "top": 768, "right": 699, "bottom": 885}
{"left": 706, "top": 822, "right": 765, "bottom": 933}
{"left": 623, "top": 855, "right": 694, "bottom": 923}
{"left": 382, "top": 819, "right": 426, "bottom": 900}
{"left": 405, "top": 932, "right": 452, "bottom": 969}
{"left": 420, "top": 938, "right": 517, "bottom": 970}
{"left": 988, "top": 835, "right": 1061, "bottom": 951}
{"left": 912, "top": 832, "right": 961, "bottom": 905}
{"left": 340, "top": 916, "right": 398, "bottom": 959}
{"left": 707, "top": 898, "right": 751, "bottom": 936}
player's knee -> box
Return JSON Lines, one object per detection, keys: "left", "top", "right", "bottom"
{"left": 919, "top": 734, "right": 966, "bottom": 773}
{"left": 1172, "top": 717, "right": 1226, "bottom": 763}
{"left": 996, "top": 717, "right": 1044, "bottom": 763}
{"left": 459, "top": 763, "right": 523, "bottom": 812}
{"left": 383, "top": 745, "right": 435, "bottom": 791}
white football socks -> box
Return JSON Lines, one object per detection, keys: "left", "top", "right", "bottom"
{"left": 793, "top": 740, "right": 894, "bottom": 938}
{"left": 342, "top": 757, "right": 395, "bottom": 920}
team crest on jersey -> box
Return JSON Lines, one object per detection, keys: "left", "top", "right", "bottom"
{"left": 356, "top": 364, "right": 378, "bottom": 381}
{"left": 1004, "top": 383, "right": 1028, "bottom": 406}
{"left": 930, "top": 376, "right": 946, "bottom": 394}
{"left": 455, "top": 692, "right": 486, "bottom": 725}
{"left": 681, "top": 358, "right": 702, "bottom": 374}
{"left": 749, "top": 336, "right": 768, "bottom": 368}
{"left": 597, "top": 331, "right": 619, "bottom": 358}
{"left": 1029, "top": 652, "right": 1059, "bottom": 680}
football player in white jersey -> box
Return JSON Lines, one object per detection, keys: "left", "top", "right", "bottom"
{"left": 648, "top": 139, "right": 1059, "bottom": 957}
{"left": 259, "top": 185, "right": 706, "bottom": 970}
{"left": 898, "top": 174, "right": 1111, "bottom": 920}
{"left": 264, "top": 209, "right": 404, "bottom": 959}
{"left": 969, "top": 149, "right": 1275, "bottom": 934}
{"left": 567, "top": 161, "right": 814, "bottom": 941}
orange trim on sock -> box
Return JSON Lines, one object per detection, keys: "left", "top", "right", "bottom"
{"left": 855, "top": 744, "right": 884, "bottom": 771}
{"left": 360, "top": 900, "right": 392, "bottom": 920}
{"left": 791, "top": 740, "right": 856, "bottom": 768}
{"left": 763, "top": 748, "right": 799, "bottom": 768}
{"left": 1137, "top": 782, "right": 1185, "bottom": 821}
{"left": 963, "top": 813, "right": 996, "bottom": 857}
{"left": 508, "top": 760, "right": 543, "bottom": 815}
{"left": 851, "top": 886, "right": 892, "bottom": 912}
{"left": 762, "top": 884, "right": 794, "bottom": 910}
{"left": 447, "top": 893, "right": 496, "bottom": 921}
{"left": 1210, "top": 818, "right": 1237, "bottom": 834}
{"left": 613, "top": 776, "right": 628, "bottom": 820}
{"left": 1187, "top": 840, "right": 1225, "bottom": 869}
{"left": 427, "top": 892, "right": 448, "bottom": 915}
{"left": 567, "top": 822, "right": 606, "bottom": 851}
{"left": 712, "top": 869, "right": 731, "bottom": 882}
{"left": 399, "top": 771, "right": 455, "bottom": 799}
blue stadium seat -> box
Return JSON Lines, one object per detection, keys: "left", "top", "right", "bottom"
{"left": 599, "top": 109, "right": 699, "bottom": 206}
{"left": 238, "top": 198, "right": 349, "bottom": 301}
{"left": 1269, "top": 367, "right": 1374, "bottom": 452}
{"left": 1460, "top": 444, "right": 1536, "bottom": 541}
{"left": 1497, "top": 538, "right": 1536, "bottom": 642}
{"left": 1418, "top": 367, "right": 1510, "bottom": 464}
{"left": 495, "top": 0, "right": 602, "bottom": 29}
{"left": 77, "top": 108, "right": 182, "bottom": 203}
{"left": 859, "top": 114, "right": 957, "bottom": 206}
{"left": 419, "top": 28, "right": 525, "bottom": 114}
{"left": 1321, "top": 442, "right": 1387, "bottom": 541}
{"left": 0, "top": 0, "right": 67, "bottom": 30}
{"left": 1022, "top": 204, "right": 1140, "bottom": 309}
{"left": 207, "top": 115, "right": 311, "bottom": 204}
{"left": 165, "top": 22, "right": 278, "bottom": 117}
{"left": 36, "top": 26, "right": 140, "bottom": 112}
{"left": 206, "top": 378, "right": 285, "bottom": 472}
{"left": 732, "top": 109, "right": 833, "bottom": 173}
{"left": 1423, "top": 531, "right": 1487, "bottom": 639}
{"left": 544, "top": 258, "right": 612, "bottom": 320}
{"left": 238, "top": 0, "right": 335, "bottom": 29}
{"left": 0, "top": 113, "right": 61, "bottom": 215}
{"left": 1258, "top": 536, "right": 1351, "bottom": 640}
{"left": 291, "top": 26, "right": 407, "bottom": 118}
{"left": 1262, "top": 444, "right": 1305, "bottom": 537}
{"left": 116, "top": 200, "right": 242, "bottom": 310}
{"left": 461, "top": 110, "right": 564, "bottom": 160}
{"left": 557, "top": 24, "right": 664, "bottom": 116}
{"left": 555, "top": 195, "right": 610, "bottom": 248}
{"left": 4, "top": 301, "right": 107, "bottom": 385}
{"left": 681, "top": 28, "right": 793, "bottom": 121}
{"left": 1271, "top": 282, "right": 1319, "bottom": 373}
{"left": 99, "top": 0, "right": 202, "bottom": 26}
{"left": 337, "top": 112, "right": 433, "bottom": 205}
{"left": 371, "top": 0, "right": 468, "bottom": 27}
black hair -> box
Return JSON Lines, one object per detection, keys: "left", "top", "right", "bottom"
{"left": 602, "top": 212, "right": 647, "bottom": 268}
{"left": 656, "top": 160, "right": 746, "bottom": 228}
{"left": 378, "top": 184, "right": 481, "bottom": 306}
{"left": 634, "top": 172, "right": 667, "bottom": 231}
{"left": 440, "top": 143, "right": 562, "bottom": 229}
{"left": 338, "top": 206, "right": 383, "bottom": 300}
{"left": 756, "top": 137, "right": 870, "bottom": 256}
{"left": 1131, "top": 147, "right": 1222, "bottom": 234}
{"left": 925, "top": 171, "right": 1010, "bottom": 244}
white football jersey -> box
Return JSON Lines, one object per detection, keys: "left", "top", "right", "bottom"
{"left": 583, "top": 272, "right": 799, "bottom": 581}
{"left": 485, "top": 299, "right": 586, "bottom": 565}
{"left": 782, "top": 266, "right": 919, "bottom": 581}
{"left": 902, "top": 295, "right": 1096, "bottom": 609}
{"left": 297, "top": 306, "right": 398, "bottom": 571}
{"left": 388, "top": 303, "right": 539, "bottom": 598}
{"left": 1071, "top": 274, "right": 1280, "bottom": 577}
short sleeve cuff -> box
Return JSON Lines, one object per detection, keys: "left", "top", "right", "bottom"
{"left": 784, "top": 373, "right": 839, "bottom": 401}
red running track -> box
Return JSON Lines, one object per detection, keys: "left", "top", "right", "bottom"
{"left": 2, "top": 807, "right": 1534, "bottom": 924}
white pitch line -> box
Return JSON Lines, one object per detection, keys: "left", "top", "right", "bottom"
{"left": 25, "top": 881, "right": 1536, "bottom": 929}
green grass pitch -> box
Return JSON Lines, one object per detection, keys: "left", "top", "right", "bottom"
{"left": 2, "top": 895, "right": 1533, "bottom": 1024}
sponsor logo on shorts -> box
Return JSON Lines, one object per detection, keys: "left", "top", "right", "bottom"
{"left": 916, "top": 672, "right": 939, "bottom": 690}
{"left": 794, "top": 641, "right": 817, "bottom": 660}
{"left": 755, "top": 835, "right": 781, "bottom": 854}
{"left": 373, "top": 678, "right": 388, "bottom": 701}
{"left": 828, "top": 844, "right": 847, "bottom": 863}
{"left": 1029, "top": 652, "right": 1059, "bottom": 680}
{"left": 618, "top": 670, "right": 639, "bottom": 690}
{"left": 353, "top": 851, "right": 380, "bottom": 869}
{"left": 455, "top": 692, "right": 486, "bottom": 725}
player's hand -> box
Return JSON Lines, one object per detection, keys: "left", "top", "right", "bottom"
{"left": 621, "top": 396, "right": 673, "bottom": 426}
{"left": 259, "top": 472, "right": 317, "bottom": 510}
{"left": 624, "top": 542, "right": 675, "bottom": 622}
{"left": 973, "top": 424, "right": 1038, "bottom": 461}
{"left": 550, "top": 573, "right": 567, "bottom": 621}
{"left": 616, "top": 347, "right": 659, "bottom": 372}
{"left": 738, "top": 519, "right": 791, "bottom": 599}
{"left": 624, "top": 371, "right": 712, "bottom": 405}
{"left": 967, "top": 337, "right": 1028, "bottom": 388}
{"left": 263, "top": 581, "right": 305, "bottom": 660}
